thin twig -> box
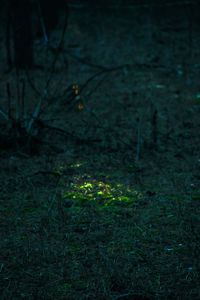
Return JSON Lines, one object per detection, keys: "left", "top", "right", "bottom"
{"left": 6, "top": 82, "right": 11, "bottom": 120}
{"left": 0, "top": 109, "right": 9, "bottom": 121}
{"left": 136, "top": 117, "right": 141, "bottom": 162}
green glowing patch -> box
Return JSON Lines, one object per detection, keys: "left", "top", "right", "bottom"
{"left": 79, "top": 182, "right": 93, "bottom": 189}
{"left": 118, "top": 196, "right": 131, "bottom": 202}
{"left": 69, "top": 162, "right": 83, "bottom": 168}
{"left": 62, "top": 179, "right": 141, "bottom": 207}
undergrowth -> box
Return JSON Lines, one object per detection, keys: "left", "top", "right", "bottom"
{"left": 1, "top": 169, "right": 199, "bottom": 300}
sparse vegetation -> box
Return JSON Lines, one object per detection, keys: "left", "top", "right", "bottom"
{"left": 1, "top": 164, "right": 200, "bottom": 299}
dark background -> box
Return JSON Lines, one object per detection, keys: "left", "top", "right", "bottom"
{"left": 0, "top": 1, "right": 200, "bottom": 299}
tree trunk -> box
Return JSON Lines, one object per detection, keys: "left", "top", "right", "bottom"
{"left": 39, "top": 0, "right": 66, "bottom": 40}
{"left": 10, "top": 0, "right": 33, "bottom": 69}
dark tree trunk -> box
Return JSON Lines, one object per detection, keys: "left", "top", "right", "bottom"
{"left": 39, "top": 0, "right": 66, "bottom": 40}
{"left": 5, "top": 9, "right": 12, "bottom": 69}
{"left": 10, "top": 0, "right": 33, "bottom": 69}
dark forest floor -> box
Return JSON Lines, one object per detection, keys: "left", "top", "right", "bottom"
{"left": 0, "top": 3, "right": 200, "bottom": 299}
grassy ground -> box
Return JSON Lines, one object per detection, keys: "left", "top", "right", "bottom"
{"left": 0, "top": 156, "right": 200, "bottom": 300}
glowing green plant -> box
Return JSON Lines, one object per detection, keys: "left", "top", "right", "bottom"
{"left": 62, "top": 179, "right": 141, "bottom": 207}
